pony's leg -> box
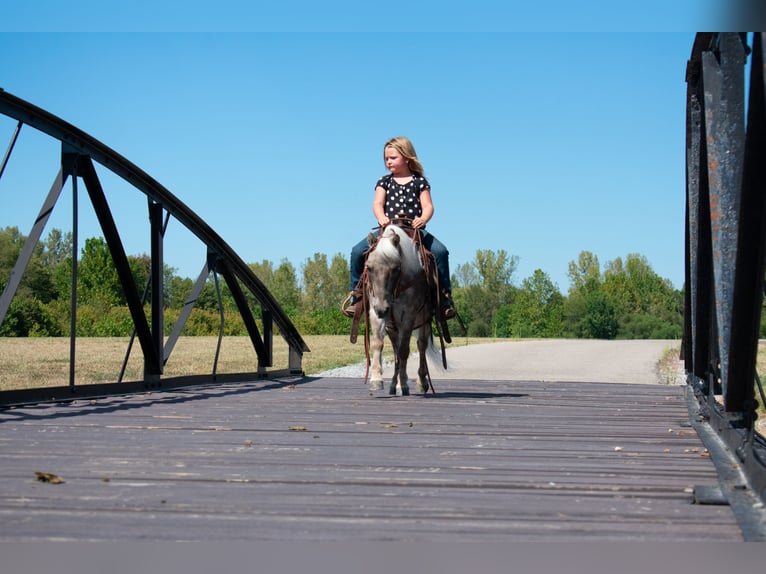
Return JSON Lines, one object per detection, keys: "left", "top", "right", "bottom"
{"left": 390, "top": 336, "right": 410, "bottom": 396}
{"left": 389, "top": 357, "right": 400, "bottom": 396}
{"left": 415, "top": 328, "right": 430, "bottom": 395}
{"left": 399, "top": 351, "right": 410, "bottom": 396}
{"left": 369, "top": 317, "right": 384, "bottom": 391}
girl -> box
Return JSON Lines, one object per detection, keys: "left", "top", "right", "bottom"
{"left": 343, "top": 136, "right": 455, "bottom": 319}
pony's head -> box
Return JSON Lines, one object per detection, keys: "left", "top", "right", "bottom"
{"left": 365, "top": 226, "right": 405, "bottom": 319}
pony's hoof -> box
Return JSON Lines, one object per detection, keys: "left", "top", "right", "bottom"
{"left": 388, "top": 386, "right": 397, "bottom": 396}
{"left": 370, "top": 380, "right": 383, "bottom": 391}
{"left": 401, "top": 387, "right": 409, "bottom": 396}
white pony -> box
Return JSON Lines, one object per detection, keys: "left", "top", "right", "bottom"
{"left": 364, "top": 224, "right": 435, "bottom": 395}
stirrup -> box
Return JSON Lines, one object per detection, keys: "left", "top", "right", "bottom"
{"left": 341, "top": 291, "right": 361, "bottom": 318}
{"left": 441, "top": 292, "right": 456, "bottom": 320}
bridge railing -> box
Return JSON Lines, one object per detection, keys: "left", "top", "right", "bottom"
{"left": 684, "top": 32, "right": 766, "bottom": 504}
{"left": 0, "top": 89, "right": 309, "bottom": 406}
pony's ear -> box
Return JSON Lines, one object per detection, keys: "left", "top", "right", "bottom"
{"left": 390, "top": 234, "right": 400, "bottom": 248}
{"left": 367, "top": 232, "right": 376, "bottom": 246}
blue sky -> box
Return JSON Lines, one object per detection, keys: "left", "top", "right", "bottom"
{"left": 0, "top": 3, "right": 735, "bottom": 293}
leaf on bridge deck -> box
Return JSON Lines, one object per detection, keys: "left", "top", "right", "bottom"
{"left": 34, "top": 471, "right": 65, "bottom": 484}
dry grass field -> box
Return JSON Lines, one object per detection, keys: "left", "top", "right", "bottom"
{"left": 0, "top": 335, "right": 495, "bottom": 392}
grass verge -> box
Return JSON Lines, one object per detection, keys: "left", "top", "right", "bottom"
{"left": 0, "top": 335, "right": 497, "bottom": 392}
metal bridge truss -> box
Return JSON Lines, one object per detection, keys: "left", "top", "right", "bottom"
{"left": 684, "top": 33, "right": 766, "bottom": 510}
{"left": 0, "top": 89, "right": 309, "bottom": 406}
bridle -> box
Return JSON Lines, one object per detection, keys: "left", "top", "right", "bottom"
{"left": 366, "top": 222, "right": 429, "bottom": 310}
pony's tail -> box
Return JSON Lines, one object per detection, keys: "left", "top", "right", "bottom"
{"left": 427, "top": 330, "right": 448, "bottom": 372}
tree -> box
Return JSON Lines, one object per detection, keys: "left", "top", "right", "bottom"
{"left": 563, "top": 250, "right": 604, "bottom": 337}
{"left": 40, "top": 228, "right": 72, "bottom": 269}
{"left": 77, "top": 237, "right": 124, "bottom": 306}
{"left": 497, "top": 269, "right": 564, "bottom": 338}
{"left": 327, "top": 253, "right": 350, "bottom": 306}
{"left": 1, "top": 225, "right": 686, "bottom": 339}
{"left": 562, "top": 250, "right": 682, "bottom": 339}
{"left": 270, "top": 258, "right": 301, "bottom": 316}
{"left": 0, "top": 297, "right": 62, "bottom": 336}
{"left": 583, "top": 290, "right": 619, "bottom": 339}
{"left": 0, "top": 226, "right": 57, "bottom": 303}
{"left": 164, "top": 267, "right": 193, "bottom": 310}
{"left": 249, "top": 260, "right": 274, "bottom": 287}
{"left": 453, "top": 261, "right": 479, "bottom": 290}
{"left": 0, "top": 226, "right": 23, "bottom": 283}
{"left": 453, "top": 249, "right": 518, "bottom": 331}
{"left": 601, "top": 253, "right": 682, "bottom": 338}
{"left": 1, "top": 227, "right": 61, "bottom": 335}
{"left": 567, "top": 250, "right": 600, "bottom": 294}
{"left": 301, "top": 252, "right": 347, "bottom": 312}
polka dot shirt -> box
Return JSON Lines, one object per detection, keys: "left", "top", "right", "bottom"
{"left": 376, "top": 174, "right": 430, "bottom": 221}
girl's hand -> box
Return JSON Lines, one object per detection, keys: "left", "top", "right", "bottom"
{"left": 412, "top": 217, "right": 425, "bottom": 229}
{"left": 378, "top": 216, "right": 391, "bottom": 227}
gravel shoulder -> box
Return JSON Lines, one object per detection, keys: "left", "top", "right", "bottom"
{"left": 316, "top": 339, "right": 683, "bottom": 385}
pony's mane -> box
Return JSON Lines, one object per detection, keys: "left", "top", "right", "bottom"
{"left": 373, "top": 225, "right": 420, "bottom": 270}
{"left": 375, "top": 227, "right": 402, "bottom": 261}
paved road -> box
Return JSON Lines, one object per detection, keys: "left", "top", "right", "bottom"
{"left": 319, "top": 339, "right": 683, "bottom": 385}
{"left": 437, "top": 339, "right": 682, "bottom": 384}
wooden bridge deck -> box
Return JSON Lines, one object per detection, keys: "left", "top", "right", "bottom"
{"left": 0, "top": 376, "right": 745, "bottom": 542}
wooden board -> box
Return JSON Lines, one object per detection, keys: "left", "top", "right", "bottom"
{"left": 0, "top": 377, "right": 743, "bottom": 541}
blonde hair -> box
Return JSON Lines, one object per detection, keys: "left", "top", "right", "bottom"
{"left": 384, "top": 136, "right": 424, "bottom": 177}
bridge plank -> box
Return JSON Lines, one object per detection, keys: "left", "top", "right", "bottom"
{"left": 0, "top": 378, "right": 743, "bottom": 541}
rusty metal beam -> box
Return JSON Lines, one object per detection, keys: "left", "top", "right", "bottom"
{"left": 684, "top": 32, "right": 766, "bottom": 510}
{"left": 685, "top": 34, "right": 714, "bottom": 381}
{"left": 702, "top": 33, "right": 747, "bottom": 407}
{"left": 729, "top": 32, "right": 766, "bottom": 415}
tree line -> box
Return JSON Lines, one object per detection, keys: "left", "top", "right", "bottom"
{"left": 1, "top": 225, "right": 689, "bottom": 339}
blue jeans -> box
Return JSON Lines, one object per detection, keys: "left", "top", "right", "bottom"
{"left": 349, "top": 230, "right": 451, "bottom": 295}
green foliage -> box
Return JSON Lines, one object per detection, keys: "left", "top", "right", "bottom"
{"left": 496, "top": 269, "right": 565, "bottom": 338}
{"left": 78, "top": 237, "right": 124, "bottom": 306}
{"left": 618, "top": 313, "right": 682, "bottom": 339}
{"left": 567, "top": 251, "right": 600, "bottom": 294}
{"left": 0, "top": 297, "right": 62, "bottom": 336}
{"left": 271, "top": 259, "right": 302, "bottom": 314}
{"left": 164, "top": 272, "right": 193, "bottom": 310}
{"left": 583, "top": 291, "right": 619, "bottom": 339}
{"left": 1, "top": 226, "right": 61, "bottom": 304}
{"left": 492, "top": 305, "right": 514, "bottom": 337}
{"left": 153, "top": 306, "right": 251, "bottom": 338}
{"left": 75, "top": 304, "right": 135, "bottom": 337}
{"left": 1, "top": 227, "right": 70, "bottom": 336}
{"left": 563, "top": 251, "right": 682, "bottom": 340}
{"left": 467, "top": 319, "right": 491, "bottom": 338}
{"left": 453, "top": 249, "right": 518, "bottom": 330}
{"left": 1, "top": 226, "right": 686, "bottom": 340}
{"left": 181, "top": 308, "right": 222, "bottom": 336}
{"left": 294, "top": 307, "right": 348, "bottom": 335}
{"left": 300, "top": 252, "right": 348, "bottom": 313}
